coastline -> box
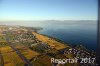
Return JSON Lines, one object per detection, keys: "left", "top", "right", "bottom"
{"left": 32, "top": 31, "right": 96, "bottom": 53}
{"left": 32, "top": 31, "right": 71, "bottom": 50}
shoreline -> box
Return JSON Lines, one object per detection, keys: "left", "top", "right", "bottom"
{"left": 34, "top": 31, "right": 96, "bottom": 53}
{"left": 32, "top": 31, "right": 71, "bottom": 50}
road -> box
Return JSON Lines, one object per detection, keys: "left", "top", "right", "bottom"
{"left": 0, "top": 50, "right": 4, "bottom": 66}
{"left": 6, "top": 37, "right": 33, "bottom": 66}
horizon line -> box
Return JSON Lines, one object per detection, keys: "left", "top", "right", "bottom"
{"left": 0, "top": 19, "right": 97, "bottom": 22}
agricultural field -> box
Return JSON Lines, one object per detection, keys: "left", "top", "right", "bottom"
{"left": 0, "top": 46, "right": 25, "bottom": 66}
{"left": 32, "top": 32, "right": 70, "bottom": 50}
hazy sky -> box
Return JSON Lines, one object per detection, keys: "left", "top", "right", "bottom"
{"left": 0, "top": 0, "right": 98, "bottom": 21}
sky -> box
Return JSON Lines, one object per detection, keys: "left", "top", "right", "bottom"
{"left": 0, "top": 0, "right": 98, "bottom": 21}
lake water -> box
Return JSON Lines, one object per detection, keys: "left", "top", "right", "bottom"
{"left": 0, "top": 20, "right": 97, "bottom": 51}
{"left": 37, "top": 20, "right": 97, "bottom": 51}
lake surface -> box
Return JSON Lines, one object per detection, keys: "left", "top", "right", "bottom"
{"left": 0, "top": 20, "right": 97, "bottom": 51}
{"left": 37, "top": 20, "right": 97, "bottom": 51}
